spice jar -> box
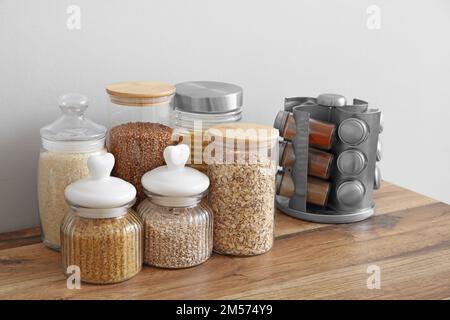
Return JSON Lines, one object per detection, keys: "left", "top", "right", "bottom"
{"left": 171, "top": 81, "right": 243, "bottom": 173}
{"left": 38, "top": 93, "right": 106, "bottom": 250}
{"left": 61, "top": 153, "right": 142, "bottom": 284}
{"left": 276, "top": 170, "right": 330, "bottom": 207}
{"left": 274, "top": 111, "right": 336, "bottom": 150}
{"left": 106, "top": 82, "right": 176, "bottom": 203}
{"left": 206, "top": 123, "right": 279, "bottom": 256}
{"left": 279, "top": 142, "right": 334, "bottom": 179}
{"left": 137, "top": 144, "right": 212, "bottom": 268}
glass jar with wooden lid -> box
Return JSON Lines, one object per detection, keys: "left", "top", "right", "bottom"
{"left": 206, "top": 123, "right": 279, "bottom": 256}
{"left": 105, "top": 82, "right": 176, "bottom": 203}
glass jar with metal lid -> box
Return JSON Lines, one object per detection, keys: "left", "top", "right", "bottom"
{"left": 105, "top": 81, "right": 176, "bottom": 203}
{"left": 137, "top": 144, "right": 213, "bottom": 268}
{"left": 206, "top": 123, "right": 279, "bottom": 256}
{"left": 38, "top": 93, "right": 107, "bottom": 250}
{"left": 171, "top": 81, "right": 243, "bottom": 172}
{"left": 61, "top": 153, "right": 143, "bottom": 284}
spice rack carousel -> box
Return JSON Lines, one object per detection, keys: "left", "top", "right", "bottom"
{"left": 274, "top": 94, "right": 383, "bottom": 224}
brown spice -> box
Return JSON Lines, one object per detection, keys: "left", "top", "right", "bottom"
{"left": 60, "top": 209, "right": 143, "bottom": 284}
{"left": 109, "top": 122, "right": 174, "bottom": 202}
{"left": 208, "top": 160, "right": 276, "bottom": 256}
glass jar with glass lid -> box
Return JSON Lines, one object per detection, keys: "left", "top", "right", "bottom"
{"left": 38, "top": 93, "right": 106, "bottom": 250}
{"left": 137, "top": 144, "right": 213, "bottom": 268}
{"left": 206, "top": 123, "right": 279, "bottom": 256}
{"left": 171, "top": 81, "right": 243, "bottom": 173}
{"left": 105, "top": 81, "right": 176, "bottom": 203}
{"left": 61, "top": 153, "right": 143, "bottom": 284}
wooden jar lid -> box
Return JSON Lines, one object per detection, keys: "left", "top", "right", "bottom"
{"left": 106, "top": 82, "right": 175, "bottom": 106}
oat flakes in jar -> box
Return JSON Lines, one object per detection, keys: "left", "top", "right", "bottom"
{"left": 61, "top": 153, "right": 143, "bottom": 284}
{"left": 38, "top": 93, "right": 106, "bottom": 250}
{"left": 206, "top": 123, "right": 279, "bottom": 256}
{"left": 105, "top": 82, "right": 176, "bottom": 203}
{"left": 137, "top": 144, "right": 213, "bottom": 268}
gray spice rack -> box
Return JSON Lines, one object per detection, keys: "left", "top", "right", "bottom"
{"left": 275, "top": 94, "right": 383, "bottom": 224}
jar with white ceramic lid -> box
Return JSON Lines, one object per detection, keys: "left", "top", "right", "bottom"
{"left": 61, "top": 153, "right": 143, "bottom": 284}
{"left": 38, "top": 93, "right": 107, "bottom": 250}
{"left": 136, "top": 144, "right": 213, "bottom": 269}
{"left": 171, "top": 81, "right": 243, "bottom": 173}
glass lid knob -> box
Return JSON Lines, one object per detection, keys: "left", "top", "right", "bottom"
{"left": 58, "top": 93, "right": 88, "bottom": 115}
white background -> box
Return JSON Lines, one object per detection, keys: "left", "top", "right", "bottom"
{"left": 0, "top": 0, "right": 449, "bottom": 233}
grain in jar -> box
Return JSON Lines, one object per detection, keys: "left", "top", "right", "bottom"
{"left": 61, "top": 153, "right": 142, "bottom": 284}
{"left": 137, "top": 145, "right": 213, "bottom": 268}
{"left": 38, "top": 93, "right": 106, "bottom": 250}
{"left": 106, "top": 82, "right": 176, "bottom": 203}
{"left": 206, "top": 123, "right": 279, "bottom": 256}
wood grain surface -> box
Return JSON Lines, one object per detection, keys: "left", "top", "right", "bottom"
{"left": 0, "top": 181, "right": 448, "bottom": 300}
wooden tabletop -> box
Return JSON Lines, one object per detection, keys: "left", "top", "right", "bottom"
{"left": 0, "top": 181, "right": 449, "bottom": 300}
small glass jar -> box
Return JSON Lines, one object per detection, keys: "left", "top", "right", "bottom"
{"left": 276, "top": 170, "right": 330, "bottom": 207}
{"left": 206, "top": 123, "right": 279, "bottom": 256}
{"left": 61, "top": 153, "right": 143, "bottom": 284}
{"left": 38, "top": 93, "right": 106, "bottom": 250}
{"left": 137, "top": 145, "right": 213, "bottom": 268}
{"left": 279, "top": 141, "right": 333, "bottom": 179}
{"left": 105, "top": 82, "right": 176, "bottom": 203}
{"left": 274, "top": 111, "right": 336, "bottom": 150}
{"left": 171, "top": 81, "right": 243, "bottom": 173}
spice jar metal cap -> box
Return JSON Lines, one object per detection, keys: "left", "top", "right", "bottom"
{"left": 172, "top": 81, "right": 243, "bottom": 113}
{"left": 141, "top": 144, "right": 210, "bottom": 199}
{"left": 65, "top": 153, "right": 136, "bottom": 210}
{"left": 317, "top": 93, "right": 347, "bottom": 107}
{"left": 40, "top": 93, "right": 106, "bottom": 152}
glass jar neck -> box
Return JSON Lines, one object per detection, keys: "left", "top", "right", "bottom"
{"left": 41, "top": 137, "right": 106, "bottom": 153}
{"left": 68, "top": 200, "right": 135, "bottom": 219}
{"left": 146, "top": 192, "right": 205, "bottom": 208}
{"left": 171, "top": 108, "right": 242, "bottom": 131}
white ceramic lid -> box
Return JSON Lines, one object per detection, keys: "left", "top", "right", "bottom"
{"left": 141, "top": 144, "right": 209, "bottom": 200}
{"left": 65, "top": 153, "right": 136, "bottom": 213}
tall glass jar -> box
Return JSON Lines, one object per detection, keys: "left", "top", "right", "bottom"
{"left": 105, "top": 82, "right": 176, "bottom": 203}
{"left": 137, "top": 145, "right": 213, "bottom": 268}
{"left": 38, "top": 93, "right": 106, "bottom": 250}
{"left": 61, "top": 153, "right": 142, "bottom": 284}
{"left": 206, "top": 123, "right": 279, "bottom": 256}
{"left": 171, "top": 81, "right": 243, "bottom": 173}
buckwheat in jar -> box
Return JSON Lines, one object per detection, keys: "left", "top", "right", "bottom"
{"left": 106, "top": 82, "right": 176, "bottom": 203}
{"left": 206, "top": 123, "right": 279, "bottom": 256}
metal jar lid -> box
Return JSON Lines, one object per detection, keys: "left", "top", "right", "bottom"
{"left": 317, "top": 94, "right": 347, "bottom": 107}
{"left": 337, "top": 150, "right": 367, "bottom": 175}
{"left": 172, "top": 81, "right": 243, "bottom": 114}
{"left": 336, "top": 180, "right": 365, "bottom": 206}
{"left": 338, "top": 118, "right": 369, "bottom": 145}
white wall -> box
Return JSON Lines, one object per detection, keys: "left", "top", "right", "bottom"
{"left": 0, "top": 0, "right": 449, "bottom": 233}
